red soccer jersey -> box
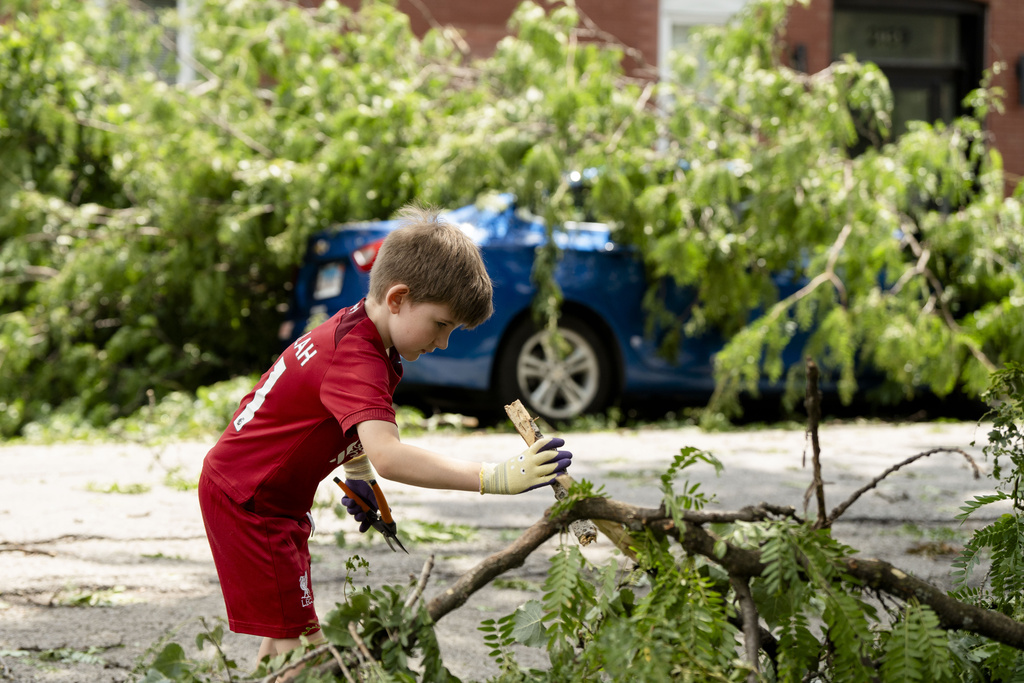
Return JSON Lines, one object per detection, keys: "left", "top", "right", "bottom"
{"left": 203, "top": 299, "right": 402, "bottom": 518}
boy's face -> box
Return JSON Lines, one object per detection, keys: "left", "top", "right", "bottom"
{"left": 389, "top": 299, "right": 461, "bottom": 362}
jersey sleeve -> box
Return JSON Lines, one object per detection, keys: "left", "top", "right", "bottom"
{"left": 320, "top": 325, "right": 398, "bottom": 437}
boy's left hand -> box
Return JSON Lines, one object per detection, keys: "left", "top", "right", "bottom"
{"left": 341, "top": 479, "right": 378, "bottom": 533}
{"left": 479, "top": 437, "right": 572, "bottom": 495}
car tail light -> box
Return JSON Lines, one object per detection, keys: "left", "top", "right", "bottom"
{"left": 351, "top": 238, "right": 385, "bottom": 272}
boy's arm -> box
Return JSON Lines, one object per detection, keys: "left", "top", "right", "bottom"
{"left": 355, "top": 419, "right": 571, "bottom": 494}
{"left": 356, "top": 419, "right": 480, "bottom": 491}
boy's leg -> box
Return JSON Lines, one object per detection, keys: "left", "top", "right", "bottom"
{"left": 257, "top": 631, "right": 327, "bottom": 681}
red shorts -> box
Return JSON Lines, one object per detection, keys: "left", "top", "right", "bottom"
{"left": 198, "top": 470, "right": 320, "bottom": 638}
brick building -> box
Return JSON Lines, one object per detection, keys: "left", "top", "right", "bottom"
{"left": 338, "top": 0, "right": 661, "bottom": 76}
{"left": 360, "top": 0, "right": 1023, "bottom": 189}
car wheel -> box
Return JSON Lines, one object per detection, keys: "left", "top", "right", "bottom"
{"left": 495, "top": 316, "right": 614, "bottom": 423}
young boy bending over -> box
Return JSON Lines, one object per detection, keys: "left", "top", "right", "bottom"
{"left": 199, "top": 205, "right": 572, "bottom": 669}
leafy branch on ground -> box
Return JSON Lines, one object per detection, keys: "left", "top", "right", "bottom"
{"left": 137, "top": 360, "right": 1024, "bottom": 681}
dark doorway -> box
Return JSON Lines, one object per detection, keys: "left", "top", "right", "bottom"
{"left": 833, "top": 0, "right": 985, "bottom": 136}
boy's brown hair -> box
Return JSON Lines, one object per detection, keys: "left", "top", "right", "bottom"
{"left": 368, "top": 204, "right": 493, "bottom": 329}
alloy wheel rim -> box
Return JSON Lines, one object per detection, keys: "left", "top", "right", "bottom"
{"left": 515, "top": 327, "right": 599, "bottom": 419}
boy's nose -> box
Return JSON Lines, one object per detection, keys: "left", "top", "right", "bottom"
{"left": 436, "top": 331, "right": 451, "bottom": 350}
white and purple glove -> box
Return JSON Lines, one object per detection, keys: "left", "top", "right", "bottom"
{"left": 341, "top": 455, "right": 379, "bottom": 533}
{"left": 479, "top": 437, "right": 572, "bottom": 495}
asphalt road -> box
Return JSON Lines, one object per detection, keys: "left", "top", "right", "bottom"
{"left": 0, "top": 419, "right": 1002, "bottom": 681}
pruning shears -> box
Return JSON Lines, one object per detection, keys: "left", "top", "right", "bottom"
{"left": 333, "top": 476, "right": 409, "bottom": 554}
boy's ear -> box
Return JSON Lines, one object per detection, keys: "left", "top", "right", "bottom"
{"left": 384, "top": 284, "right": 411, "bottom": 314}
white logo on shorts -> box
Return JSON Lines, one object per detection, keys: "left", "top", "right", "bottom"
{"left": 299, "top": 571, "right": 313, "bottom": 608}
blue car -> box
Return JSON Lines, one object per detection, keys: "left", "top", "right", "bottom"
{"left": 279, "top": 193, "right": 802, "bottom": 423}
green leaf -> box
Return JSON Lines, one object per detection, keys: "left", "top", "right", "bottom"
{"left": 510, "top": 600, "right": 547, "bottom": 648}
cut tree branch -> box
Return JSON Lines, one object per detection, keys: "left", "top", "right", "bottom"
{"left": 315, "top": 477, "right": 1011, "bottom": 681}
{"left": 504, "top": 401, "right": 605, "bottom": 551}
{"left": 424, "top": 496, "right": 1024, "bottom": 651}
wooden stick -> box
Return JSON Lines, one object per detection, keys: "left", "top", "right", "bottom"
{"left": 804, "top": 358, "right": 828, "bottom": 528}
{"left": 504, "top": 400, "right": 638, "bottom": 561}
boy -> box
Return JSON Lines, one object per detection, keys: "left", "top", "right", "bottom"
{"left": 198, "top": 205, "right": 572, "bottom": 669}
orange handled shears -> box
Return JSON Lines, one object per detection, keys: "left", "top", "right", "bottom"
{"left": 333, "top": 476, "right": 409, "bottom": 553}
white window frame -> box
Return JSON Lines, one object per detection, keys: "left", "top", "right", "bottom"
{"left": 93, "top": 0, "right": 195, "bottom": 85}
{"left": 658, "top": 0, "right": 748, "bottom": 81}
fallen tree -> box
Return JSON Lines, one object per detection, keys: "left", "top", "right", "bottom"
{"left": 142, "top": 362, "right": 1024, "bottom": 682}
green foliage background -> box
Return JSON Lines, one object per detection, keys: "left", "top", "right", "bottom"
{"left": 2, "top": 0, "right": 1022, "bottom": 436}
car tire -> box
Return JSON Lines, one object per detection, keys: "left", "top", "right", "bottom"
{"left": 495, "top": 315, "right": 614, "bottom": 423}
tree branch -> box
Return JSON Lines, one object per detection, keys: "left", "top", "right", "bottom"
{"left": 826, "top": 447, "right": 981, "bottom": 525}
{"left": 403, "top": 554, "right": 435, "bottom": 610}
{"left": 730, "top": 575, "right": 761, "bottom": 681}
{"left": 896, "top": 229, "right": 997, "bottom": 372}
{"left": 591, "top": 499, "right": 1024, "bottom": 651}
{"left": 804, "top": 358, "right": 828, "bottom": 528}
{"left": 427, "top": 513, "right": 562, "bottom": 622}
{"left": 310, "top": 484, "right": 1023, "bottom": 681}
{"left": 846, "top": 556, "right": 1024, "bottom": 647}
{"left": 405, "top": 0, "right": 471, "bottom": 56}
{"left": 605, "top": 80, "right": 655, "bottom": 155}
{"left": 426, "top": 493, "right": 1024, "bottom": 651}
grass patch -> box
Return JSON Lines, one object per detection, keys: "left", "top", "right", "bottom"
{"left": 332, "top": 509, "right": 477, "bottom": 547}
{"left": 398, "top": 519, "right": 478, "bottom": 545}
{"left": 85, "top": 481, "right": 150, "bottom": 495}
{"left": 163, "top": 467, "right": 198, "bottom": 492}
{"left": 51, "top": 585, "right": 137, "bottom": 607}
{"left": 603, "top": 469, "right": 660, "bottom": 482}
{"left": 141, "top": 552, "right": 186, "bottom": 561}
{"left": 0, "top": 646, "right": 111, "bottom": 667}
{"left": 492, "top": 577, "right": 541, "bottom": 591}
{"left": 499, "top": 529, "right": 523, "bottom": 543}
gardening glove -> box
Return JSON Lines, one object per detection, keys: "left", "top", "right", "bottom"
{"left": 479, "top": 437, "right": 572, "bottom": 495}
{"left": 341, "top": 454, "right": 379, "bottom": 534}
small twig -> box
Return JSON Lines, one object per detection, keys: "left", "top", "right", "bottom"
{"left": 605, "top": 81, "right": 655, "bottom": 154}
{"left": 404, "top": 554, "right": 435, "bottom": 610}
{"left": 256, "top": 642, "right": 331, "bottom": 683}
{"left": 893, "top": 230, "right": 997, "bottom": 372}
{"left": 348, "top": 621, "right": 374, "bottom": 664}
{"left": 730, "top": 575, "right": 761, "bottom": 681}
{"left": 573, "top": 7, "right": 653, "bottom": 74}
{"left": 804, "top": 359, "right": 828, "bottom": 528}
{"left": 204, "top": 113, "right": 274, "bottom": 158}
{"left": 326, "top": 643, "right": 355, "bottom": 683}
{"left": 826, "top": 447, "right": 981, "bottom": 525}
{"left": 566, "top": 27, "right": 577, "bottom": 90}
{"left": 0, "top": 545, "right": 57, "bottom": 557}
{"left": 405, "top": 0, "right": 470, "bottom": 55}
{"left": 197, "top": 617, "right": 236, "bottom": 683}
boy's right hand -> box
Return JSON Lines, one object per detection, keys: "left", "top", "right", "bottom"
{"left": 480, "top": 437, "right": 572, "bottom": 495}
{"left": 341, "top": 479, "right": 378, "bottom": 533}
